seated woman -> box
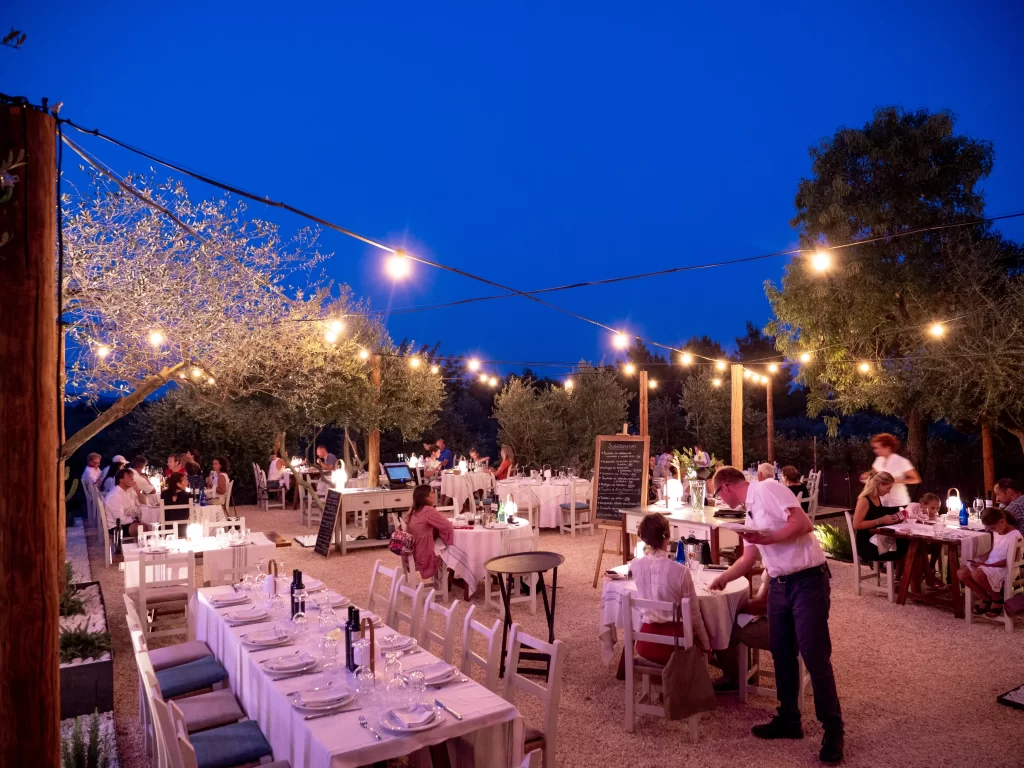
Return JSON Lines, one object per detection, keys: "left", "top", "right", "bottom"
{"left": 852, "top": 471, "right": 908, "bottom": 567}
{"left": 402, "top": 484, "right": 455, "bottom": 588}
{"left": 422, "top": 447, "right": 443, "bottom": 480}
{"left": 958, "top": 507, "right": 1023, "bottom": 617}
{"left": 629, "top": 513, "right": 710, "bottom": 664}
{"left": 491, "top": 445, "right": 514, "bottom": 481}
{"left": 207, "top": 456, "right": 230, "bottom": 500}
{"left": 781, "top": 465, "right": 810, "bottom": 511}
{"left": 161, "top": 472, "right": 192, "bottom": 521}
{"left": 101, "top": 459, "right": 127, "bottom": 494}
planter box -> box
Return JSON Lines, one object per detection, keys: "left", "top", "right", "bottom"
{"left": 60, "top": 581, "right": 114, "bottom": 719}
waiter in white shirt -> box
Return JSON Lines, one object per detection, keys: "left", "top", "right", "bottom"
{"left": 103, "top": 468, "right": 142, "bottom": 538}
{"left": 708, "top": 466, "right": 844, "bottom": 766}
{"left": 859, "top": 432, "right": 920, "bottom": 507}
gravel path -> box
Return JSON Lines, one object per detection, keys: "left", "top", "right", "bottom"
{"left": 85, "top": 505, "right": 1024, "bottom": 768}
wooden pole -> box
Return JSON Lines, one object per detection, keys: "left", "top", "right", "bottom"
{"left": 638, "top": 370, "right": 649, "bottom": 437}
{"left": 0, "top": 103, "right": 59, "bottom": 767}
{"left": 981, "top": 418, "right": 995, "bottom": 496}
{"left": 730, "top": 364, "right": 743, "bottom": 469}
{"left": 766, "top": 379, "right": 775, "bottom": 464}
{"left": 368, "top": 354, "right": 382, "bottom": 488}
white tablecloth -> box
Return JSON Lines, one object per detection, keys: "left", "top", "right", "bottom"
{"left": 598, "top": 565, "right": 749, "bottom": 660}
{"left": 494, "top": 479, "right": 589, "bottom": 529}
{"left": 192, "top": 585, "right": 523, "bottom": 768}
{"left": 439, "top": 473, "right": 495, "bottom": 513}
{"left": 441, "top": 521, "right": 536, "bottom": 594}
{"left": 122, "top": 532, "right": 275, "bottom": 589}
{"left": 877, "top": 521, "right": 992, "bottom": 561}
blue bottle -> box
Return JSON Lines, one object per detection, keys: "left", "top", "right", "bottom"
{"left": 675, "top": 539, "right": 686, "bottom": 564}
{"left": 958, "top": 504, "right": 968, "bottom": 528}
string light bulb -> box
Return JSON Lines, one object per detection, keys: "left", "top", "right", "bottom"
{"left": 479, "top": 372, "right": 488, "bottom": 383}
{"left": 648, "top": 379, "right": 658, "bottom": 389}
{"left": 148, "top": 330, "right": 164, "bottom": 347}
{"left": 328, "top": 319, "right": 344, "bottom": 334}
{"left": 324, "top": 329, "right": 339, "bottom": 344}
{"left": 564, "top": 378, "right": 574, "bottom": 390}
{"left": 207, "top": 376, "right": 216, "bottom": 385}
{"left": 96, "top": 345, "right": 111, "bottom": 359}
{"left": 359, "top": 348, "right": 370, "bottom": 360}
{"left": 178, "top": 372, "right": 186, "bottom": 380}
{"left": 385, "top": 251, "right": 412, "bottom": 280}
{"left": 613, "top": 333, "right": 629, "bottom": 350}
{"left": 680, "top": 353, "right": 692, "bottom": 365}
{"left": 191, "top": 366, "right": 203, "bottom": 379}
{"left": 810, "top": 250, "right": 832, "bottom": 272}
{"left": 488, "top": 376, "right": 498, "bottom": 387}
{"left": 929, "top": 323, "right": 945, "bottom": 338}
{"left": 800, "top": 353, "right": 811, "bottom": 363}
{"left": 859, "top": 362, "right": 871, "bottom": 373}
{"left": 715, "top": 360, "right": 726, "bottom": 371}
{"left": 468, "top": 358, "right": 481, "bottom": 372}
{"left": 768, "top": 363, "right": 778, "bottom": 373}
{"left": 409, "top": 356, "right": 421, "bottom": 368}
{"left": 430, "top": 364, "right": 439, "bottom": 374}
{"left": 623, "top": 363, "right": 636, "bottom": 375}
{"left": 743, "top": 370, "right": 752, "bottom": 379}
{"left": 712, "top": 378, "right": 722, "bottom": 387}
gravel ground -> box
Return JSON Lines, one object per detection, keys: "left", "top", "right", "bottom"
{"left": 61, "top": 709, "right": 120, "bottom": 768}
{"left": 85, "top": 505, "right": 1024, "bottom": 768}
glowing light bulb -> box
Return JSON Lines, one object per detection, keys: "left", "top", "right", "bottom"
{"left": 178, "top": 372, "right": 186, "bottom": 379}
{"left": 409, "top": 356, "right": 421, "bottom": 368}
{"left": 623, "top": 363, "right": 636, "bottom": 375}
{"left": 859, "top": 362, "right": 871, "bottom": 373}
{"left": 488, "top": 376, "right": 498, "bottom": 387}
{"left": 760, "top": 375, "right": 769, "bottom": 384}
{"left": 648, "top": 379, "right": 657, "bottom": 389}
{"left": 564, "top": 378, "right": 574, "bottom": 390}
{"left": 148, "top": 330, "right": 164, "bottom": 347}
{"left": 359, "top": 348, "right": 369, "bottom": 360}
{"left": 800, "top": 353, "right": 811, "bottom": 363}
{"left": 929, "top": 323, "right": 945, "bottom": 338}
{"left": 768, "top": 363, "right": 778, "bottom": 373}
{"left": 712, "top": 378, "right": 722, "bottom": 387}
{"left": 810, "top": 250, "right": 832, "bottom": 272}
{"left": 328, "top": 319, "right": 344, "bottom": 334}
{"left": 430, "top": 364, "right": 440, "bottom": 374}
{"left": 479, "top": 372, "right": 488, "bottom": 382}
{"left": 743, "top": 370, "right": 751, "bottom": 379}
{"left": 97, "top": 345, "right": 111, "bottom": 359}
{"left": 613, "top": 333, "right": 629, "bottom": 350}
{"left": 680, "top": 353, "right": 692, "bottom": 365}
{"left": 207, "top": 376, "right": 216, "bottom": 384}
{"left": 191, "top": 367, "right": 203, "bottom": 379}
{"left": 715, "top": 360, "right": 726, "bottom": 371}
{"left": 324, "top": 330, "right": 339, "bottom": 344}
{"left": 468, "top": 358, "right": 481, "bottom": 372}
{"left": 385, "top": 252, "right": 412, "bottom": 279}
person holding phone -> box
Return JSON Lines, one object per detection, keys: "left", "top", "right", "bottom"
{"left": 707, "top": 466, "right": 844, "bottom": 765}
{"left": 851, "top": 471, "right": 909, "bottom": 569}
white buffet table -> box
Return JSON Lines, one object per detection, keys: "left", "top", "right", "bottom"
{"left": 192, "top": 585, "right": 523, "bottom": 768}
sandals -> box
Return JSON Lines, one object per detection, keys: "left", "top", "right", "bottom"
{"left": 973, "top": 599, "right": 992, "bottom": 615}
{"left": 985, "top": 598, "right": 1005, "bottom": 618}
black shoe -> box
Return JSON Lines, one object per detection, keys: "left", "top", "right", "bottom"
{"left": 819, "top": 732, "right": 844, "bottom": 764}
{"left": 751, "top": 716, "right": 804, "bottom": 740}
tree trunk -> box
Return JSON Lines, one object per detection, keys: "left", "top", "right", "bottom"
{"left": 766, "top": 384, "right": 775, "bottom": 464}
{"left": 0, "top": 103, "right": 60, "bottom": 768}
{"left": 904, "top": 408, "right": 928, "bottom": 498}
{"left": 59, "top": 363, "right": 186, "bottom": 460}
{"left": 981, "top": 419, "right": 995, "bottom": 495}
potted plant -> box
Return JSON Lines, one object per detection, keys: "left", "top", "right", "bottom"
{"left": 59, "top": 563, "right": 114, "bottom": 719}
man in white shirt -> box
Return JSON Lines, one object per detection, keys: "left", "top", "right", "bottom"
{"left": 708, "top": 466, "right": 844, "bottom": 765}
{"left": 103, "top": 468, "right": 141, "bottom": 537}
{"left": 129, "top": 455, "right": 160, "bottom": 507}
{"left": 82, "top": 453, "right": 103, "bottom": 487}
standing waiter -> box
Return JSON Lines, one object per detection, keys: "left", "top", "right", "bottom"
{"left": 708, "top": 466, "right": 844, "bottom": 764}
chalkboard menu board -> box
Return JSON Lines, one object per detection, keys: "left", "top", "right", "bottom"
{"left": 314, "top": 490, "right": 342, "bottom": 558}
{"left": 592, "top": 435, "right": 649, "bottom": 522}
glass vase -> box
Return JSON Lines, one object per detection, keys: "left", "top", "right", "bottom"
{"left": 689, "top": 479, "right": 707, "bottom": 510}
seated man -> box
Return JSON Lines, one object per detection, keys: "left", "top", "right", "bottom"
{"left": 104, "top": 468, "right": 142, "bottom": 539}
{"left": 315, "top": 443, "right": 338, "bottom": 471}
{"left": 130, "top": 455, "right": 160, "bottom": 507}
{"left": 711, "top": 577, "right": 770, "bottom": 690}
{"left": 756, "top": 463, "right": 775, "bottom": 482}
{"left": 82, "top": 452, "right": 103, "bottom": 488}
{"left": 435, "top": 439, "right": 453, "bottom": 470}
{"left": 994, "top": 478, "right": 1024, "bottom": 538}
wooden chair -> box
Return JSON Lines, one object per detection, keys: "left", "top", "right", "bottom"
{"left": 159, "top": 498, "right": 195, "bottom": 536}
{"left": 82, "top": 475, "right": 98, "bottom": 526}
{"left": 96, "top": 497, "right": 116, "bottom": 567}
{"left": 965, "top": 535, "right": 1024, "bottom": 632}
{"left": 460, "top": 604, "right": 503, "bottom": 691}
{"left": 843, "top": 511, "right": 895, "bottom": 602}
{"left": 418, "top": 591, "right": 460, "bottom": 663}
{"left": 138, "top": 551, "right": 196, "bottom": 642}
{"left": 558, "top": 479, "right": 593, "bottom": 537}
{"left": 367, "top": 559, "right": 401, "bottom": 622}
{"left": 621, "top": 594, "right": 701, "bottom": 740}
{"left": 502, "top": 625, "right": 566, "bottom": 768}
{"left": 390, "top": 575, "right": 427, "bottom": 637}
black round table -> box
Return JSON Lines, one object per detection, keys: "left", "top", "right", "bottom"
{"left": 485, "top": 551, "right": 565, "bottom": 678}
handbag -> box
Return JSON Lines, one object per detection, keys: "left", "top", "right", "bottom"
{"left": 662, "top": 604, "right": 717, "bottom": 720}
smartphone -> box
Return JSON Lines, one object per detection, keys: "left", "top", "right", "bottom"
{"left": 704, "top": 564, "right": 728, "bottom": 571}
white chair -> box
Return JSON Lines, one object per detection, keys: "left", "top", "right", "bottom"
{"left": 159, "top": 498, "right": 194, "bottom": 534}
{"left": 138, "top": 527, "right": 179, "bottom": 547}
{"left": 558, "top": 479, "right": 593, "bottom": 537}
{"left": 254, "top": 463, "right": 285, "bottom": 511}
{"left": 214, "top": 478, "right": 235, "bottom": 516}
{"left": 736, "top": 579, "right": 811, "bottom": 707}
{"left": 138, "top": 551, "right": 196, "bottom": 642}
{"left": 176, "top": 726, "right": 289, "bottom": 768}
{"left": 843, "top": 511, "right": 895, "bottom": 602}
{"left": 510, "top": 487, "right": 539, "bottom": 531}
{"left": 296, "top": 476, "right": 324, "bottom": 528}
{"left": 390, "top": 575, "right": 427, "bottom": 638}
{"left": 965, "top": 535, "right": 1024, "bottom": 632}
{"left": 367, "top": 559, "right": 401, "bottom": 621}
{"left": 82, "top": 475, "right": 97, "bottom": 526}
{"left": 202, "top": 516, "right": 246, "bottom": 538}
{"left": 418, "top": 591, "right": 460, "bottom": 663}
{"left": 621, "top": 594, "right": 701, "bottom": 741}
{"left": 460, "top": 604, "right": 503, "bottom": 691}
{"left": 519, "top": 750, "right": 542, "bottom": 768}
{"left": 806, "top": 470, "right": 822, "bottom": 522}
{"left": 502, "top": 624, "right": 566, "bottom": 768}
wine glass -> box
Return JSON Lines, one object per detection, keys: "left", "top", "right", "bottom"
{"left": 973, "top": 498, "right": 984, "bottom": 521}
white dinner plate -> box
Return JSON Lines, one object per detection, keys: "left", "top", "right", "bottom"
{"left": 718, "top": 523, "right": 767, "bottom": 534}
{"left": 418, "top": 661, "right": 459, "bottom": 685}
{"left": 210, "top": 593, "right": 250, "bottom": 608}
{"left": 141, "top": 546, "right": 170, "bottom": 554}
{"left": 379, "top": 706, "right": 443, "bottom": 733}
{"left": 225, "top": 606, "right": 268, "bottom": 623}
{"left": 289, "top": 686, "right": 354, "bottom": 712}
{"left": 261, "top": 652, "right": 317, "bottom": 673}
{"left": 303, "top": 578, "right": 326, "bottom": 592}
{"left": 378, "top": 634, "right": 416, "bottom": 652}
{"left": 240, "top": 627, "right": 296, "bottom": 648}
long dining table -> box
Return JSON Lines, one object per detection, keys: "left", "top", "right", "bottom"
{"left": 192, "top": 585, "right": 523, "bottom": 768}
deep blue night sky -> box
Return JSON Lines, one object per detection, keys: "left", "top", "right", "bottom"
{"left": 6, "top": 0, "right": 1023, "bottom": 376}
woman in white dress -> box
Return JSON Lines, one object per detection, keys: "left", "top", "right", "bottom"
{"left": 206, "top": 456, "right": 230, "bottom": 501}
{"left": 860, "top": 432, "right": 920, "bottom": 507}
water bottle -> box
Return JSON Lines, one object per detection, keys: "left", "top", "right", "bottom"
{"left": 675, "top": 538, "right": 686, "bottom": 564}
{"left": 959, "top": 504, "right": 968, "bottom": 528}
{"left": 497, "top": 500, "right": 505, "bottom": 524}
{"left": 199, "top": 488, "right": 207, "bottom": 506}
{"left": 113, "top": 517, "right": 123, "bottom": 557}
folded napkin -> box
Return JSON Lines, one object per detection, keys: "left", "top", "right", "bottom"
{"left": 299, "top": 685, "right": 349, "bottom": 706}
{"left": 392, "top": 704, "right": 436, "bottom": 728}
{"left": 227, "top": 607, "right": 267, "bottom": 622}
{"left": 210, "top": 593, "right": 249, "bottom": 607}
{"left": 380, "top": 634, "right": 413, "bottom": 650}
{"left": 419, "top": 661, "right": 456, "bottom": 684}
{"left": 304, "top": 578, "right": 325, "bottom": 592}
{"left": 264, "top": 652, "right": 314, "bottom": 672}
{"left": 246, "top": 627, "right": 291, "bottom": 644}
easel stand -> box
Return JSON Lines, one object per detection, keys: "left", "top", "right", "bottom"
{"left": 592, "top": 518, "right": 630, "bottom": 588}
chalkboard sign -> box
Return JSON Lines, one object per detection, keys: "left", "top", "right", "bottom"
{"left": 591, "top": 435, "right": 649, "bottom": 522}
{"left": 314, "top": 490, "right": 342, "bottom": 558}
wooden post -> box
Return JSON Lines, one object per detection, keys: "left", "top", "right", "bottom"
{"left": 0, "top": 103, "right": 59, "bottom": 768}
{"left": 638, "top": 370, "right": 649, "bottom": 437}
{"left": 766, "top": 379, "right": 775, "bottom": 464}
{"left": 730, "top": 364, "right": 743, "bottom": 469}
{"left": 981, "top": 419, "right": 995, "bottom": 496}
{"left": 366, "top": 355, "right": 382, "bottom": 538}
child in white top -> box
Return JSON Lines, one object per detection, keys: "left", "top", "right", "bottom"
{"left": 957, "top": 507, "right": 1024, "bottom": 617}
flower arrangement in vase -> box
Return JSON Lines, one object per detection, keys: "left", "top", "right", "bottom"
{"left": 672, "top": 447, "right": 723, "bottom": 510}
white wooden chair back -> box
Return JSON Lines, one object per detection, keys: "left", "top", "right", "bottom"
{"left": 138, "top": 551, "right": 196, "bottom": 642}
{"left": 806, "top": 470, "right": 822, "bottom": 521}
{"left": 217, "top": 478, "right": 235, "bottom": 516}
{"left": 502, "top": 625, "right": 566, "bottom": 767}
{"left": 621, "top": 594, "right": 698, "bottom": 739}
{"left": 202, "top": 516, "right": 245, "bottom": 538}
{"left": 390, "top": 575, "right": 427, "bottom": 637}
{"left": 559, "top": 479, "right": 593, "bottom": 537}
{"left": 97, "top": 497, "right": 113, "bottom": 567}
{"left": 367, "top": 559, "right": 400, "bottom": 620}
{"left": 138, "top": 526, "right": 178, "bottom": 547}
{"left": 511, "top": 486, "right": 539, "bottom": 530}
{"left": 844, "top": 510, "right": 895, "bottom": 601}
{"left": 460, "top": 604, "right": 502, "bottom": 691}
{"left": 296, "top": 474, "right": 324, "bottom": 527}
{"left": 418, "top": 591, "right": 460, "bottom": 663}
{"left": 138, "top": 650, "right": 182, "bottom": 768}
{"left": 966, "top": 534, "right": 1024, "bottom": 632}
{"left": 82, "top": 475, "right": 97, "bottom": 525}
{"left": 520, "top": 750, "right": 542, "bottom": 768}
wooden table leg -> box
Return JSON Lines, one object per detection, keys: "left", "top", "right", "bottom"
{"left": 896, "top": 540, "right": 919, "bottom": 605}
{"left": 948, "top": 545, "right": 964, "bottom": 619}
{"left": 710, "top": 528, "right": 720, "bottom": 564}
{"left": 592, "top": 528, "right": 609, "bottom": 589}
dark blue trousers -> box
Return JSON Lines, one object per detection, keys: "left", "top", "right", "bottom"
{"left": 768, "top": 564, "right": 844, "bottom": 734}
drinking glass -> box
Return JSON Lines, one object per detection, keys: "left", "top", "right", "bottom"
{"left": 384, "top": 651, "right": 403, "bottom": 682}
{"left": 318, "top": 604, "right": 337, "bottom": 632}
{"left": 318, "top": 634, "right": 339, "bottom": 669}
{"left": 973, "top": 499, "right": 984, "bottom": 521}
{"left": 268, "top": 593, "right": 287, "bottom": 621}
{"left": 355, "top": 665, "right": 376, "bottom": 699}
{"left": 406, "top": 670, "right": 427, "bottom": 707}
{"left": 292, "top": 611, "right": 308, "bottom": 638}
{"left": 386, "top": 674, "right": 409, "bottom": 710}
